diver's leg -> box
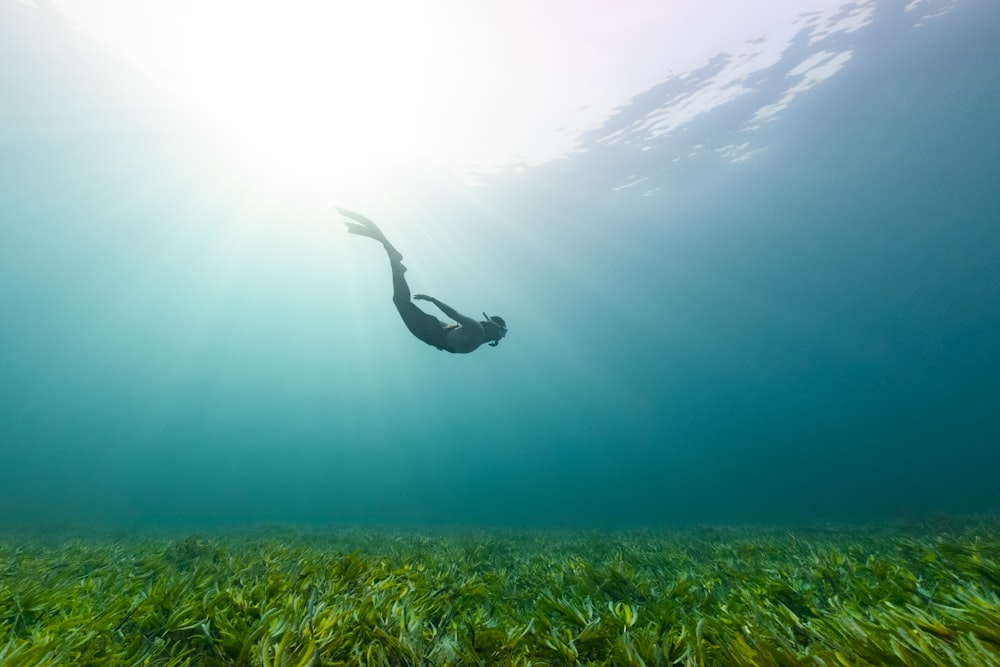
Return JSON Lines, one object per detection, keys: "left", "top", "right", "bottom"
{"left": 395, "top": 302, "right": 449, "bottom": 350}
{"left": 390, "top": 261, "right": 449, "bottom": 350}
{"left": 391, "top": 261, "right": 411, "bottom": 305}
{"left": 341, "top": 208, "right": 443, "bottom": 348}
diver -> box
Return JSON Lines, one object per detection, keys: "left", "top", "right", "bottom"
{"left": 339, "top": 208, "right": 507, "bottom": 353}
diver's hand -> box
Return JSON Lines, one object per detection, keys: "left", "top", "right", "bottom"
{"left": 414, "top": 294, "right": 432, "bottom": 302}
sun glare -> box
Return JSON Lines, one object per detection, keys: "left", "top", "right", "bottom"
{"left": 54, "top": 1, "right": 584, "bottom": 200}
{"left": 200, "top": 5, "right": 414, "bottom": 197}
{"left": 178, "top": 3, "right": 494, "bottom": 198}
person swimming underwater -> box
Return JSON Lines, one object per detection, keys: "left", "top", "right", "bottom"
{"left": 339, "top": 208, "right": 507, "bottom": 353}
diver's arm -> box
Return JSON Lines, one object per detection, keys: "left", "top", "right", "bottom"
{"left": 414, "top": 295, "right": 479, "bottom": 329}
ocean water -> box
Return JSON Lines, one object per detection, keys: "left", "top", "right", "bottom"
{"left": 1, "top": 0, "right": 999, "bottom": 534}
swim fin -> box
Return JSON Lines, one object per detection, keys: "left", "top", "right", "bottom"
{"left": 339, "top": 207, "right": 404, "bottom": 264}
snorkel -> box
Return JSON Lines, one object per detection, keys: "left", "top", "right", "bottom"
{"left": 483, "top": 313, "right": 507, "bottom": 346}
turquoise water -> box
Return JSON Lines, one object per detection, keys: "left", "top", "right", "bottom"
{"left": 1, "top": 1, "right": 998, "bottom": 530}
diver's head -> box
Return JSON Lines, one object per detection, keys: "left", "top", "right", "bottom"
{"left": 483, "top": 313, "right": 507, "bottom": 347}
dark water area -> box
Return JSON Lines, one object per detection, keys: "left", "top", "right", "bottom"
{"left": 1, "top": 0, "right": 999, "bottom": 532}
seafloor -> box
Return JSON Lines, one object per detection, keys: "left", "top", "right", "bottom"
{"left": 1, "top": 517, "right": 998, "bottom": 666}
